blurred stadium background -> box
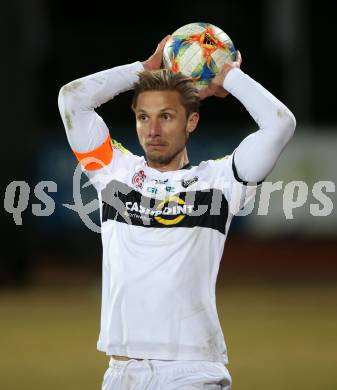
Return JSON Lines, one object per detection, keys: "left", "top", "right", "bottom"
{"left": 1, "top": 1, "right": 336, "bottom": 389}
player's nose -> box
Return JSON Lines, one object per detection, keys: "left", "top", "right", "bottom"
{"left": 149, "top": 118, "right": 162, "bottom": 137}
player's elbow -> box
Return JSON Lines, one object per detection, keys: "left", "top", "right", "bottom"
{"left": 57, "top": 86, "right": 66, "bottom": 114}
{"left": 271, "top": 108, "right": 296, "bottom": 146}
{"left": 280, "top": 108, "right": 296, "bottom": 141}
{"left": 58, "top": 81, "right": 81, "bottom": 116}
{"left": 58, "top": 82, "right": 73, "bottom": 107}
{"left": 57, "top": 83, "right": 80, "bottom": 132}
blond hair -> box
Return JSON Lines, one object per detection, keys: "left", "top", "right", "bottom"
{"left": 131, "top": 69, "right": 200, "bottom": 116}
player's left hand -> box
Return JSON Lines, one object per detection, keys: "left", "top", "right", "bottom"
{"left": 143, "top": 35, "right": 171, "bottom": 71}
{"left": 199, "top": 50, "right": 242, "bottom": 100}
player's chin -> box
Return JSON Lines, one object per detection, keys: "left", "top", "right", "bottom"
{"left": 146, "top": 150, "right": 171, "bottom": 165}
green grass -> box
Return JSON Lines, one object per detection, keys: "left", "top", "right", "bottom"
{"left": 219, "top": 283, "right": 337, "bottom": 390}
{"left": 0, "top": 282, "right": 336, "bottom": 389}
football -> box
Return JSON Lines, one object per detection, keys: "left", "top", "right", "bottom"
{"left": 163, "top": 22, "right": 236, "bottom": 90}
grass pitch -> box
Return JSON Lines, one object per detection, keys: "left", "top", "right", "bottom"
{"left": 0, "top": 281, "right": 336, "bottom": 389}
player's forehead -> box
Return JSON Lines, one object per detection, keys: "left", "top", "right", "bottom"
{"left": 135, "top": 90, "right": 184, "bottom": 114}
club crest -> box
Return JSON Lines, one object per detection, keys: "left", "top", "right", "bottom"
{"left": 132, "top": 170, "right": 146, "bottom": 189}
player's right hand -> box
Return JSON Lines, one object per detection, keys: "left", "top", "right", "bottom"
{"left": 199, "top": 50, "right": 242, "bottom": 100}
{"left": 142, "top": 35, "right": 171, "bottom": 71}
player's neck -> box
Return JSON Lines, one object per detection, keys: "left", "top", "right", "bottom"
{"left": 147, "top": 148, "right": 190, "bottom": 172}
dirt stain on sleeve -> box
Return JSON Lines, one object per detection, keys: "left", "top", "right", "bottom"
{"left": 277, "top": 107, "right": 287, "bottom": 118}
{"left": 65, "top": 111, "right": 73, "bottom": 130}
{"left": 62, "top": 81, "right": 82, "bottom": 94}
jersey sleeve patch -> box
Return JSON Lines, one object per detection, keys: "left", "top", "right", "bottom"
{"left": 111, "top": 139, "right": 131, "bottom": 154}
{"left": 73, "top": 134, "right": 113, "bottom": 171}
{"left": 215, "top": 155, "right": 230, "bottom": 161}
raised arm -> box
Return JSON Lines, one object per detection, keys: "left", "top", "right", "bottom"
{"left": 200, "top": 51, "right": 296, "bottom": 183}
{"left": 57, "top": 35, "right": 170, "bottom": 166}
{"left": 58, "top": 62, "right": 143, "bottom": 155}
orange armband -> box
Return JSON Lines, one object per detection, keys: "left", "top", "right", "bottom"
{"left": 73, "top": 135, "right": 113, "bottom": 171}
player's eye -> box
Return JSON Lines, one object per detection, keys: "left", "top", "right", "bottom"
{"left": 161, "top": 113, "right": 172, "bottom": 120}
{"left": 137, "top": 114, "right": 148, "bottom": 121}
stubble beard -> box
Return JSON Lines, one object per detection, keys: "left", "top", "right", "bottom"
{"left": 145, "top": 129, "right": 189, "bottom": 167}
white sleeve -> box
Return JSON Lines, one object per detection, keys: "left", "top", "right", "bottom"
{"left": 57, "top": 61, "right": 144, "bottom": 193}
{"left": 210, "top": 155, "right": 258, "bottom": 215}
{"left": 223, "top": 68, "right": 296, "bottom": 183}
{"left": 57, "top": 61, "right": 144, "bottom": 153}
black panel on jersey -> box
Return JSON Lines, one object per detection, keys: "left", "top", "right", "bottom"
{"left": 101, "top": 180, "right": 229, "bottom": 235}
{"left": 232, "top": 152, "right": 264, "bottom": 186}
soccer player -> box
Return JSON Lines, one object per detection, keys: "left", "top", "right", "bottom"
{"left": 58, "top": 35, "right": 296, "bottom": 389}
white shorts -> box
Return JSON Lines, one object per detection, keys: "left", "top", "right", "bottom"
{"left": 102, "top": 357, "right": 232, "bottom": 390}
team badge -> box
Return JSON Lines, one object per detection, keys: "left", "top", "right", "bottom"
{"left": 132, "top": 170, "right": 146, "bottom": 189}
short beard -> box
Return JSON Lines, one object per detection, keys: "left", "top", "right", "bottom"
{"left": 147, "top": 145, "right": 185, "bottom": 166}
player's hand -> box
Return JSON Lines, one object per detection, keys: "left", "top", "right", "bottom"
{"left": 142, "top": 35, "right": 171, "bottom": 71}
{"left": 199, "top": 50, "right": 242, "bottom": 100}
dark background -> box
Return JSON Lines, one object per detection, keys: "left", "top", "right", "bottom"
{"left": 1, "top": 0, "right": 336, "bottom": 284}
{"left": 0, "top": 1, "right": 336, "bottom": 389}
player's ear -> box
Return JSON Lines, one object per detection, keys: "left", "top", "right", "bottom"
{"left": 186, "top": 112, "right": 199, "bottom": 134}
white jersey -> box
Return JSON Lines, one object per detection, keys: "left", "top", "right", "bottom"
{"left": 58, "top": 61, "right": 296, "bottom": 363}
{"left": 88, "top": 146, "right": 255, "bottom": 363}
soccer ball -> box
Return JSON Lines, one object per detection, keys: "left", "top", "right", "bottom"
{"left": 163, "top": 22, "right": 236, "bottom": 90}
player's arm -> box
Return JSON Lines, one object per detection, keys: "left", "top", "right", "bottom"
{"left": 58, "top": 62, "right": 143, "bottom": 171}
{"left": 200, "top": 51, "right": 296, "bottom": 184}
{"left": 57, "top": 35, "right": 170, "bottom": 171}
